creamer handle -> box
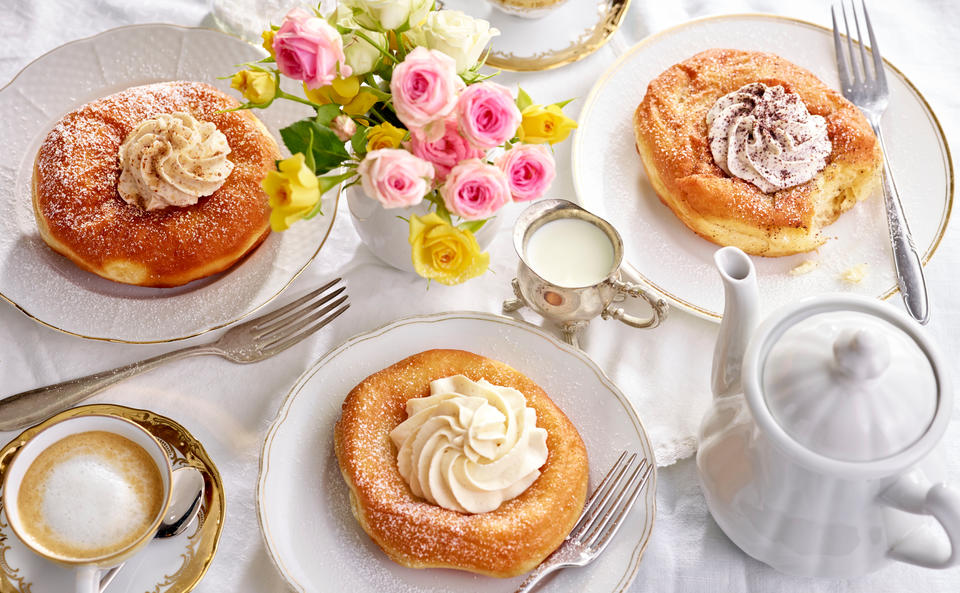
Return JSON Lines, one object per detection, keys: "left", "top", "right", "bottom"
{"left": 882, "top": 474, "right": 960, "bottom": 568}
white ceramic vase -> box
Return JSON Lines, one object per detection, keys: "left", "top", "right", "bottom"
{"left": 346, "top": 185, "right": 501, "bottom": 273}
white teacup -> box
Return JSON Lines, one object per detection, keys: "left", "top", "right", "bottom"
{"left": 2, "top": 415, "right": 173, "bottom": 593}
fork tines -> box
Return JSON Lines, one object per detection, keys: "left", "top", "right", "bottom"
{"left": 250, "top": 278, "right": 350, "bottom": 355}
{"left": 831, "top": 0, "right": 886, "bottom": 90}
{"left": 571, "top": 452, "right": 652, "bottom": 552}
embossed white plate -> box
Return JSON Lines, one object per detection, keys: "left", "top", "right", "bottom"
{"left": 0, "top": 24, "right": 337, "bottom": 342}
{"left": 573, "top": 14, "right": 952, "bottom": 321}
{"left": 258, "top": 311, "right": 657, "bottom": 593}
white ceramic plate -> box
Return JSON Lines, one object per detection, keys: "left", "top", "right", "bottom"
{"left": 0, "top": 24, "right": 337, "bottom": 343}
{"left": 443, "top": 0, "right": 630, "bottom": 72}
{"left": 258, "top": 311, "right": 657, "bottom": 593}
{"left": 572, "top": 14, "right": 952, "bottom": 321}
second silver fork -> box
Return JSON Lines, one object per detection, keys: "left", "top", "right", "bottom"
{"left": 832, "top": 0, "right": 929, "bottom": 324}
{"left": 0, "top": 279, "right": 350, "bottom": 431}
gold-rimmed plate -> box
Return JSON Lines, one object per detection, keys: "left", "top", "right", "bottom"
{"left": 257, "top": 311, "right": 656, "bottom": 593}
{"left": 444, "top": 0, "right": 631, "bottom": 72}
{"left": 0, "top": 24, "right": 338, "bottom": 343}
{"left": 572, "top": 14, "right": 952, "bottom": 321}
{"left": 0, "top": 404, "right": 224, "bottom": 593}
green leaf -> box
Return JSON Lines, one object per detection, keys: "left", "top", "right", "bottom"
{"left": 516, "top": 87, "right": 534, "bottom": 111}
{"left": 459, "top": 219, "right": 487, "bottom": 233}
{"left": 314, "top": 103, "right": 341, "bottom": 126}
{"left": 433, "top": 197, "right": 453, "bottom": 225}
{"left": 280, "top": 119, "right": 350, "bottom": 175}
{"left": 351, "top": 126, "right": 369, "bottom": 156}
{"left": 303, "top": 127, "right": 317, "bottom": 173}
{"left": 552, "top": 97, "right": 575, "bottom": 109}
{"left": 317, "top": 171, "right": 355, "bottom": 195}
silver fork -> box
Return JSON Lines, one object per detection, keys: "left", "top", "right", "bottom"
{"left": 0, "top": 279, "right": 350, "bottom": 431}
{"left": 515, "top": 452, "right": 653, "bottom": 593}
{"left": 832, "top": 0, "right": 929, "bottom": 324}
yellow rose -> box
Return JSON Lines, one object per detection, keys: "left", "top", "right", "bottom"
{"left": 365, "top": 122, "right": 407, "bottom": 151}
{"left": 230, "top": 70, "right": 276, "bottom": 105}
{"left": 261, "top": 153, "right": 321, "bottom": 231}
{"left": 409, "top": 213, "right": 489, "bottom": 285}
{"left": 303, "top": 77, "right": 377, "bottom": 116}
{"left": 517, "top": 104, "right": 578, "bottom": 145}
{"left": 261, "top": 29, "right": 276, "bottom": 57}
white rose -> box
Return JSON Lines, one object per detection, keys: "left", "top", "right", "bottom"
{"left": 341, "top": 29, "right": 386, "bottom": 75}
{"left": 406, "top": 10, "right": 500, "bottom": 74}
{"left": 340, "top": 0, "right": 432, "bottom": 32}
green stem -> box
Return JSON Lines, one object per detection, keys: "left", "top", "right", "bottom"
{"left": 276, "top": 89, "right": 320, "bottom": 108}
{"left": 354, "top": 29, "right": 395, "bottom": 64}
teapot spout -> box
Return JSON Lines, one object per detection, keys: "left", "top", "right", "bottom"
{"left": 711, "top": 247, "right": 759, "bottom": 399}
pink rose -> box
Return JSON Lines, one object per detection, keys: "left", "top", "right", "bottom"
{"left": 273, "top": 8, "right": 352, "bottom": 90}
{"left": 357, "top": 149, "right": 434, "bottom": 209}
{"left": 440, "top": 159, "right": 511, "bottom": 220}
{"left": 390, "top": 47, "right": 463, "bottom": 142}
{"left": 455, "top": 82, "right": 522, "bottom": 150}
{"left": 331, "top": 114, "right": 356, "bottom": 142}
{"left": 495, "top": 144, "right": 556, "bottom": 202}
{"left": 409, "top": 117, "right": 485, "bottom": 181}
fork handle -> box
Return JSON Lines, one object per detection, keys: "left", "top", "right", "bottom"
{"left": 870, "top": 121, "right": 930, "bottom": 325}
{"left": 514, "top": 558, "right": 565, "bottom": 593}
{"left": 0, "top": 344, "right": 218, "bottom": 432}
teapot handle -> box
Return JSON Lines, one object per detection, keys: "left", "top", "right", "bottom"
{"left": 881, "top": 473, "right": 960, "bottom": 568}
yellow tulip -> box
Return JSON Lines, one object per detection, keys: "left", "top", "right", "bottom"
{"left": 261, "top": 29, "right": 276, "bottom": 57}
{"left": 230, "top": 70, "right": 276, "bottom": 105}
{"left": 517, "top": 104, "right": 578, "bottom": 145}
{"left": 409, "top": 213, "right": 489, "bottom": 285}
{"left": 365, "top": 122, "right": 407, "bottom": 151}
{"left": 261, "top": 153, "right": 321, "bottom": 231}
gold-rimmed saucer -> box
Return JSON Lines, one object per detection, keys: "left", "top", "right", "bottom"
{"left": 0, "top": 404, "right": 224, "bottom": 593}
{"left": 443, "top": 0, "right": 631, "bottom": 71}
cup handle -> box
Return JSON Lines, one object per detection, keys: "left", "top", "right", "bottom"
{"left": 881, "top": 472, "right": 960, "bottom": 568}
{"left": 75, "top": 564, "right": 100, "bottom": 593}
{"left": 601, "top": 279, "right": 668, "bottom": 329}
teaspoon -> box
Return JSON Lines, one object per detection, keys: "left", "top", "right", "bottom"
{"left": 98, "top": 466, "right": 205, "bottom": 591}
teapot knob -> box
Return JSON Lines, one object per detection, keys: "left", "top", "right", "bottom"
{"left": 833, "top": 328, "right": 891, "bottom": 380}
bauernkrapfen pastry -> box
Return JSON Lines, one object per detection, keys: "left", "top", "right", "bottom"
{"left": 33, "top": 81, "right": 279, "bottom": 287}
{"left": 634, "top": 49, "right": 881, "bottom": 256}
{"left": 334, "top": 349, "right": 589, "bottom": 578}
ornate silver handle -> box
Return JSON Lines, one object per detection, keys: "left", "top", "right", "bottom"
{"left": 870, "top": 120, "right": 929, "bottom": 324}
{"left": 601, "top": 279, "right": 668, "bottom": 329}
{"left": 0, "top": 345, "right": 216, "bottom": 431}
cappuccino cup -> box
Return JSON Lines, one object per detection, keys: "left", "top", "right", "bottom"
{"left": 2, "top": 415, "right": 173, "bottom": 593}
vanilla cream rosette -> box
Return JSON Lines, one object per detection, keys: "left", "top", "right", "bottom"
{"left": 389, "top": 375, "right": 549, "bottom": 514}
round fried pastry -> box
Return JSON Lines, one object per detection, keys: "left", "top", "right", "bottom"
{"left": 633, "top": 49, "right": 881, "bottom": 256}
{"left": 32, "top": 81, "right": 279, "bottom": 287}
{"left": 334, "top": 349, "right": 589, "bottom": 578}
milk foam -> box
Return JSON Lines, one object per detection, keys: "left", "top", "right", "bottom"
{"left": 17, "top": 431, "right": 163, "bottom": 559}
{"left": 39, "top": 454, "right": 151, "bottom": 550}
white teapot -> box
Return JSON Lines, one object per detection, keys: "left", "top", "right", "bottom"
{"left": 697, "top": 246, "right": 960, "bottom": 577}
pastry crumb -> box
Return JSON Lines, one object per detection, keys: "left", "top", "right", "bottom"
{"left": 840, "top": 263, "right": 868, "bottom": 284}
{"left": 789, "top": 260, "right": 819, "bottom": 276}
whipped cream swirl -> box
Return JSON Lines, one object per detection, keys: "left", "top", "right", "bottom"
{"left": 706, "top": 83, "right": 831, "bottom": 193}
{"left": 389, "top": 375, "right": 549, "bottom": 514}
{"left": 118, "top": 112, "right": 233, "bottom": 210}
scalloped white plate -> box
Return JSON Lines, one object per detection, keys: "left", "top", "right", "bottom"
{"left": 258, "top": 311, "right": 657, "bottom": 593}
{"left": 0, "top": 24, "right": 337, "bottom": 343}
{"left": 573, "top": 14, "right": 952, "bottom": 321}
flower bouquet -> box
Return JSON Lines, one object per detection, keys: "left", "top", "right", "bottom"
{"left": 229, "top": 1, "right": 577, "bottom": 285}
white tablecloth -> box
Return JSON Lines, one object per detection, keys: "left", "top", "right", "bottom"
{"left": 2, "top": 0, "right": 959, "bottom": 591}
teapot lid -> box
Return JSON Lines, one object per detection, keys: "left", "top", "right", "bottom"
{"left": 742, "top": 297, "right": 950, "bottom": 478}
